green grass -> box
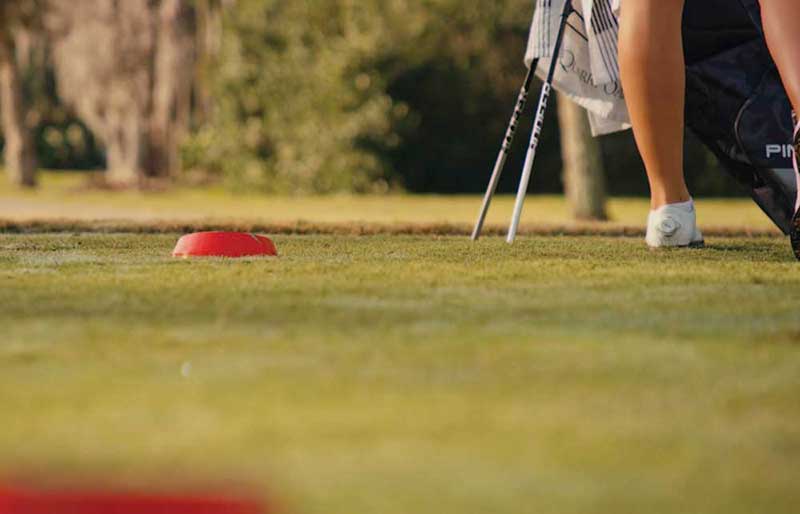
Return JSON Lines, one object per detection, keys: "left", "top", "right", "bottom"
{"left": 0, "top": 171, "right": 780, "bottom": 232}
{"left": 2, "top": 233, "right": 799, "bottom": 514}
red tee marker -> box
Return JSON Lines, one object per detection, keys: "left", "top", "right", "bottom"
{"left": 173, "top": 232, "right": 278, "bottom": 258}
{"left": 0, "top": 485, "right": 268, "bottom": 514}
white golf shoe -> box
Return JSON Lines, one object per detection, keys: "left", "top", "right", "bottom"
{"left": 646, "top": 200, "right": 704, "bottom": 249}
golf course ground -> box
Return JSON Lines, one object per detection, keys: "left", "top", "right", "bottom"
{"left": 2, "top": 232, "right": 800, "bottom": 514}
{"left": 1, "top": 173, "right": 799, "bottom": 514}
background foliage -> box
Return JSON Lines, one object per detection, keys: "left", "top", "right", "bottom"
{"left": 174, "top": 0, "right": 743, "bottom": 196}
{"left": 1, "top": 0, "right": 742, "bottom": 196}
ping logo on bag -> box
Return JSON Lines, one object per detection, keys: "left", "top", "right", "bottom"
{"left": 766, "top": 144, "right": 796, "bottom": 159}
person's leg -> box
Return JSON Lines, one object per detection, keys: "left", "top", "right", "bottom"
{"left": 761, "top": 0, "right": 800, "bottom": 258}
{"left": 619, "top": 0, "right": 689, "bottom": 210}
{"left": 761, "top": 1, "right": 800, "bottom": 116}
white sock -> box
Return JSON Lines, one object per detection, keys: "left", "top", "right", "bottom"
{"left": 654, "top": 199, "right": 694, "bottom": 213}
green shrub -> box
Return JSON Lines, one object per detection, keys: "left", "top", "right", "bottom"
{"left": 185, "top": 0, "right": 406, "bottom": 193}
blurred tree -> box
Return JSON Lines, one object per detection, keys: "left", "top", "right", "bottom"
{"left": 148, "top": 0, "right": 196, "bottom": 180}
{"left": 187, "top": 0, "right": 558, "bottom": 194}
{"left": 0, "top": 0, "right": 40, "bottom": 187}
{"left": 380, "top": 0, "right": 554, "bottom": 194}
{"left": 46, "top": 0, "right": 196, "bottom": 187}
{"left": 183, "top": 0, "right": 399, "bottom": 193}
{"left": 193, "top": 0, "right": 231, "bottom": 126}
{"left": 557, "top": 93, "right": 607, "bottom": 221}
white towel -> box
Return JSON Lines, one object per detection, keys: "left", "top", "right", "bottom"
{"left": 526, "top": 0, "right": 630, "bottom": 135}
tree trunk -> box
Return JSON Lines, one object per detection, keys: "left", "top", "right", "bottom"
{"left": 0, "top": 35, "right": 37, "bottom": 187}
{"left": 146, "top": 0, "right": 194, "bottom": 179}
{"left": 105, "top": 108, "right": 145, "bottom": 185}
{"left": 193, "top": 0, "right": 220, "bottom": 125}
{"left": 557, "top": 93, "right": 607, "bottom": 221}
{"left": 48, "top": 0, "right": 196, "bottom": 186}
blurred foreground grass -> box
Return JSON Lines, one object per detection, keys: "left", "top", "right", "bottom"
{"left": 0, "top": 171, "right": 780, "bottom": 232}
{"left": 1, "top": 233, "right": 799, "bottom": 514}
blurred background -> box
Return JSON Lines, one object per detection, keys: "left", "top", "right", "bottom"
{"left": 0, "top": 0, "right": 743, "bottom": 220}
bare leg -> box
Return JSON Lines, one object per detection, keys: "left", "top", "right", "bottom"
{"left": 761, "top": 0, "right": 800, "bottom": 258}
{"left": 619, "top": 0, "right": 689, "bottom": 209}
{"left": 762, "top": 0, "right": 800, "bottom": 116}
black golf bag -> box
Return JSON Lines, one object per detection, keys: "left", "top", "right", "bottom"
{"left": 683, "top": 0, "right": 796, "bottom": 233}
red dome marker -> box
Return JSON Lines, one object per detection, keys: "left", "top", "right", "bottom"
{"left": 0, "top": 485, "right": 268, "bottom": 514}
{"left": 173, "top": 232, "right": 278, "bottom": 258}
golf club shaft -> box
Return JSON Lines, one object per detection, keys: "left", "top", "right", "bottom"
{"left": 507, "top": 0, "right": 573, "bottom": 244}
{"left": 471, "top": 60, "right": 539, "bottom": 241}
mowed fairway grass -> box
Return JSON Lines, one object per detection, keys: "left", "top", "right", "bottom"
{"left": 1, "top": 231, "right": 800, "bottom": 514}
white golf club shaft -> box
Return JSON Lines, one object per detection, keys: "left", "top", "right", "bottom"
{"left": 507, "top": 1, "right": 573, "bottom": 244}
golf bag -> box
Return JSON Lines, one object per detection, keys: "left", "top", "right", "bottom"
{"left": 684, "top": 0, "right": 796, "bottom": 234}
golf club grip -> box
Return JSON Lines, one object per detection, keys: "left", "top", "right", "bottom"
{"left": 507, "top": 0, "right": 573, "bottom": 244}
{"left": 471, "top": 61, "right": 539, "bottom": 241}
